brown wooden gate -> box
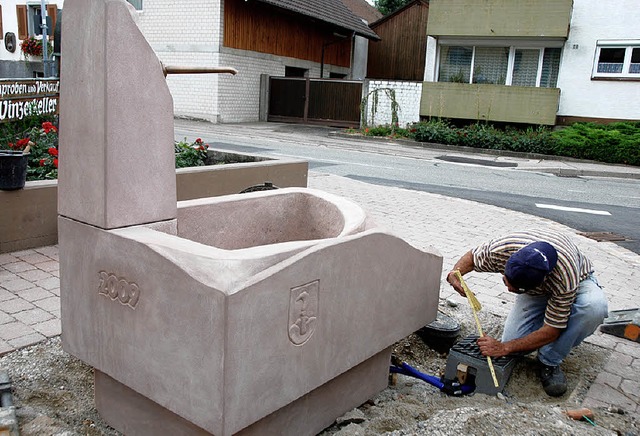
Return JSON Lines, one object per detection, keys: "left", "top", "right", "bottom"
{"left": 268, "top": 77, "right": 362, "bottom": 128}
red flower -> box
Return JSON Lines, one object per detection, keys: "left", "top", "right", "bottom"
{"left": 17, "top": 138, "right": 30, "bottom": 148}
{"left": 39, "top": 159, "right": 47, "bottom": 167}
{"left": 197, "top": 146, "right": 205, "bottom": 151}
{"left": 53, "top": 158, "right": 59, "bottom": 168}
{"left": 42, "top": 122, "right": 58, "bottom": 134}
{"left": 8, "top": 142, "right": 15, "bottom": 149}
{"left": 195, "top": 138, "right": 202, "bottom": 144}
{"left": 48, "top": 147, "right": 58, "bottom": 157}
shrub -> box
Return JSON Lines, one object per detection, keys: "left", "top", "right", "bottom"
{"left": 551, "top": 122, "right": 640, "bottom": 166}
{"left": 26, "top": 122, "right": 59, "bottom": 180}
{"left": 410, "top": 119, "right": 458, "bottom": 144}
{"left": 406, "top": 119, "right": 639, "bottom": 166}
{"left": 0, "top": 110, "right": 56, "bottom": 149}
{"left": 175, "top": 138, "right": 209, "bottom": 168}
{"left": 362, "top": 124, "right": 411, "bottom": 138}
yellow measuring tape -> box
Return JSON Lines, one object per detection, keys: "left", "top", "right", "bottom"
{"left": 453, "top": 270, "right": 499, "bottom": 388}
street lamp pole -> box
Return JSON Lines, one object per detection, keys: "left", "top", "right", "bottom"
{"left": 40, "top": 0, "right": 51, "bottom": 77}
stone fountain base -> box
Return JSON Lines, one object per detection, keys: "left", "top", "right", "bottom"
{"left": 94, "top": 348, "right": 390, "bottom": 436}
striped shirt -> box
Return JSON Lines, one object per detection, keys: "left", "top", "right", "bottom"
{"left": 471, "top": 229, "right": 594, "bottom": 329}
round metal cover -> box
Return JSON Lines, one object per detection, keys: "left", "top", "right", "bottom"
{"left": 415, "top": 312, "right": 461, "bottom": 353}
{"left": 239, "top": 181, "right": 279, "bottom": 194}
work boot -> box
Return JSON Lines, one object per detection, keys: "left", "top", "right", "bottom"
{"left": 539, "top": 362, "right": 567, "bottom": 397}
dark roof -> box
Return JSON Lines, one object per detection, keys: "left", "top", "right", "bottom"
{"left": 341, "top": 0, "right": 383, "bottom": 25}
{"left": 256, "top": 0, "right": 380, "bottom": 40}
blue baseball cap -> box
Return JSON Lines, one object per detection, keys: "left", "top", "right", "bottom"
{"left": 505, "top": 241, "right": 558, "bottom": 290}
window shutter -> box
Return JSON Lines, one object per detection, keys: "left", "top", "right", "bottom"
{"left": 16, "top": 5, "right": 28, "bottom": 40}
{"left": 46, "top": 5, "right": 57, "bottom": 40}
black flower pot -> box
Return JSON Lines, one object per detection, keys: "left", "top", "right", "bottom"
{"left": 0, "top": 151, "right": 29, "bottom": 191}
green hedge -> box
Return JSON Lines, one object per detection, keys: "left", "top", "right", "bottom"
{"left": 550, "top": 122, "right": 640, "bottom": 166}
{"left": 407, "top": 120, "right": 640, "bottom": 166}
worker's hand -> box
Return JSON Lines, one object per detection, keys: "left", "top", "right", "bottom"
{"left": 446, "top": 270, "right": 466, "bottom": 297}
{"left": 477, "top": 335, "right": 509, "bottom": 358}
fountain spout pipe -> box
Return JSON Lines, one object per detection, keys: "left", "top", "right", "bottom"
{"left": 162, "top": 65, "right": 238, "bottom": 77}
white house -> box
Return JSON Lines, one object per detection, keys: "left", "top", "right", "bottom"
{"left": 555, "top": 0, "right": 640, "bottom": 123}
{"left": 2, "top": 0, "right": 378, "bottom": 124}
{"left": 420, "top": 0, "right": 640, "bottom": 125}
{"left": 0, "top": 0, "right": 63, "bottom": 77}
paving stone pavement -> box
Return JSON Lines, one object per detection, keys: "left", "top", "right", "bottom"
{"left": 1, "top": 166, "right": 638, "bottom": 415}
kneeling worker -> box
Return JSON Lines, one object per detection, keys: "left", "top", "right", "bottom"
{"left": 446, "top": 229, "right": 608, "bottom": 397}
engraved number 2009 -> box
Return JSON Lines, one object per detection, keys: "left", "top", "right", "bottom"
{"left": 98, "top": 271, "right": 140, "bottom": 309}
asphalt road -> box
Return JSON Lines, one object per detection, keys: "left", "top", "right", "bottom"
{"left": 177, "top": 124, "right": 640, "bottom": 254}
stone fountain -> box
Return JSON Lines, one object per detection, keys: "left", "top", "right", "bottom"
{"left": 58, "top": 1, "right": 443, "bottom": 435}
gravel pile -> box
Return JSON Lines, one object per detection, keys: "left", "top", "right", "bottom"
{"left": 0, "top": 304, "right": 637, "bottom": 435}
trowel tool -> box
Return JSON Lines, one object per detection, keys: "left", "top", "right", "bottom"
{"left": 389, "top": 356, "right": 474, "bottom": 396}
{"left": 453, "top": 270, "right": 499, "bottom": 388}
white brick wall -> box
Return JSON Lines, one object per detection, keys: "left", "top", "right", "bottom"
{"left": 135, "top": 0, "right": 223, "bottom": 122}
{"left": 132, "top": 0, "right": 351, "bottom": 123}
{"left": 362, "top": 80, "right": 422, "bottom": 127}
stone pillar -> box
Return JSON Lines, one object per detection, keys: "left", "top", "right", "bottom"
{"left": 58, "top": 0, "right": 176, "bottom": 229}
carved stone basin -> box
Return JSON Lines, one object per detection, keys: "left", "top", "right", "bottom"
{"left": 176, "top": 188, "right": 368, "bottom": 250}
{"left": 59, "top": 187, "right": 442, "bottom": 435}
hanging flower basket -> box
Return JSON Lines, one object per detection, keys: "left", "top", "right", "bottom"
{"left": 20, "top": 36, "right": 52, "bottom": 60}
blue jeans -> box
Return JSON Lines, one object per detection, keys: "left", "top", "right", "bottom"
{"left": 501, "top": 274, "right": 609, "bottom": 367}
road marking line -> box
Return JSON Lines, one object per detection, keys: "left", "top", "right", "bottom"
{"left": 535, "top": 203, "right": 611, "bottom": 216}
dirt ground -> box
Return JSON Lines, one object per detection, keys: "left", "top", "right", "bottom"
{"left": 0, "top": 302, "right": 637, "bottom": 436}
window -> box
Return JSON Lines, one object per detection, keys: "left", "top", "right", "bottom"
{"left": 438, "top": 46, "right": 472, "bottom": 83}
{"left": 285, "top": 66, "right": 308, "bottom": 78}
{"left": 28, "top": 5, "right": 48, "bottom": 36}
{"left": 16, "top": 4, "right": 57, "bottom": 40}
{"left": 437, "top": 44, "right": 561, "bottom": 88}
{"left": 473, "top": 47, "right": 508, "bottom": 85}
{"left": 593, "top": 42, "right": 640, "bottom": 79}
{"left": 127, "top": 0, "right": 143, "bottom": 11}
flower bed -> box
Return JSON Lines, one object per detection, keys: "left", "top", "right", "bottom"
{"left": 1, "top": 117, "right": 308, "bottom": 252}
{"left": 1, "top": 147, "right": 308, "bottom": 253}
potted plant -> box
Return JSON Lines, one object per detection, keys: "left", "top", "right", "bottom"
{"left": 0, "top": 138, "right": 31, "bottom": 190}
{"left": 0, "top": 121, "right": 59, "bottom": 190}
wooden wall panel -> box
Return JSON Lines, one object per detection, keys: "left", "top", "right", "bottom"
{"left": 16, "top": 5, "right": 28, "bottom": 40}
{"left": 224, "top": 0, "right": 351, "bottom": 68}
{"left": 367, "top": 2, "right": 429, "bottom": 80}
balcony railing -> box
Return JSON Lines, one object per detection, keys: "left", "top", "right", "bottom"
{"left": 420, "top": 82, "right": 560, "bottom": 125}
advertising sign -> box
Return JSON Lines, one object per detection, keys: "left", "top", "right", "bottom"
{"left": 0, "top": 79, "right": 60, "bottom": 123}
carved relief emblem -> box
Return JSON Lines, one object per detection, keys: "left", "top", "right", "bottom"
{"left": 288, "top": 280, "right": 319, "bottom": 345}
